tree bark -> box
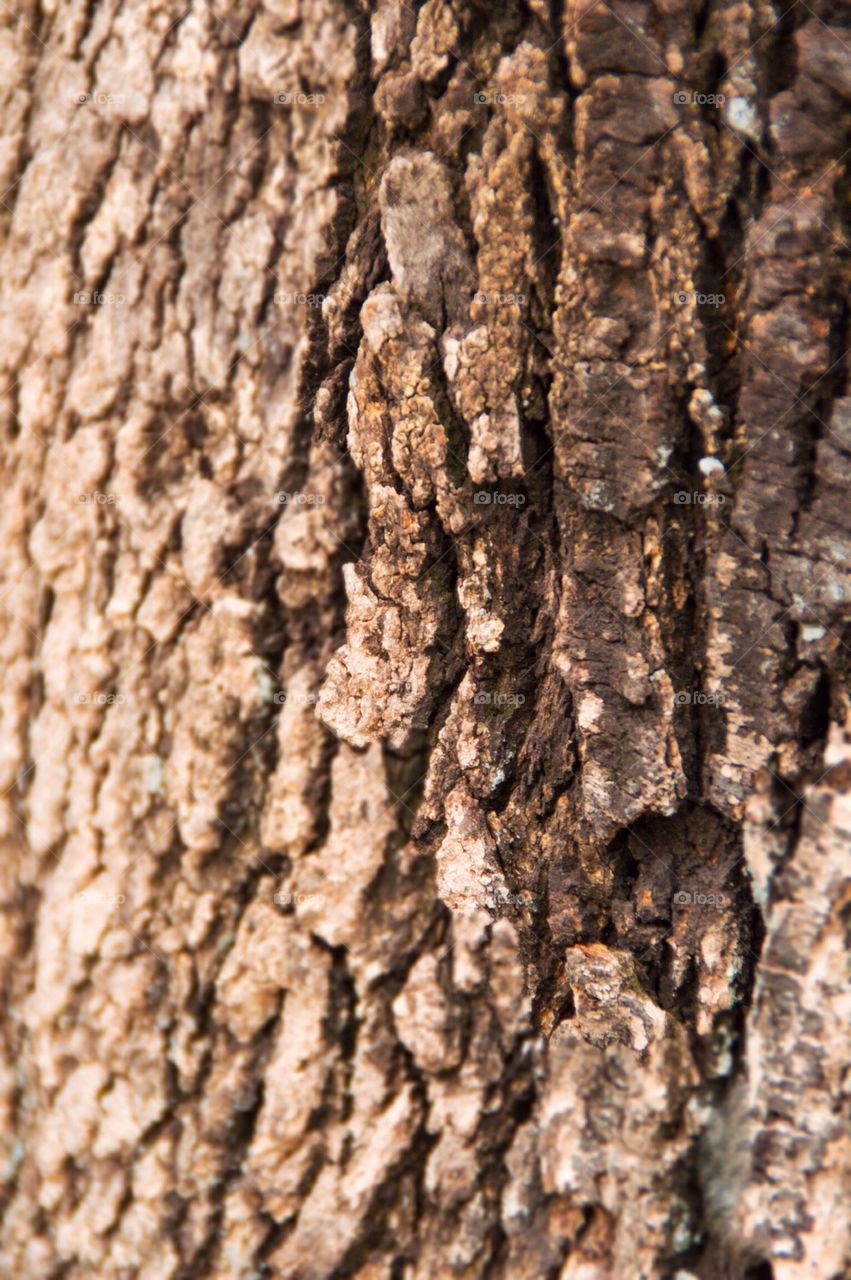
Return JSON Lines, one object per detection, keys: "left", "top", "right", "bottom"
{"left": 0, "top": 0, "right": 849, "bottom": 1276}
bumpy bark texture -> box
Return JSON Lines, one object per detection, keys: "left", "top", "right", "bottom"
{"left": 0, "top": 0, "right": 849, "bottom": 1277}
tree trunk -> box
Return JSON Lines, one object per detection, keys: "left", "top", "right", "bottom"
{"left": 0, "top": 0, "right": 849, "bottom": 1276}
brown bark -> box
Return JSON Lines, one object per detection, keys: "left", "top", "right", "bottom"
{"left": 0, "top": 0, "right": 849, "bottom": 1277}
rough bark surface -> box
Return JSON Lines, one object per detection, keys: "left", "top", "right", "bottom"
{"left": 0, "top": 0, "right": 849, "bottom": 1277}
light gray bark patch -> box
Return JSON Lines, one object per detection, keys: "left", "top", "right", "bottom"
{"left": 379, "top": 151, "right": 473, "bottom": 328}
